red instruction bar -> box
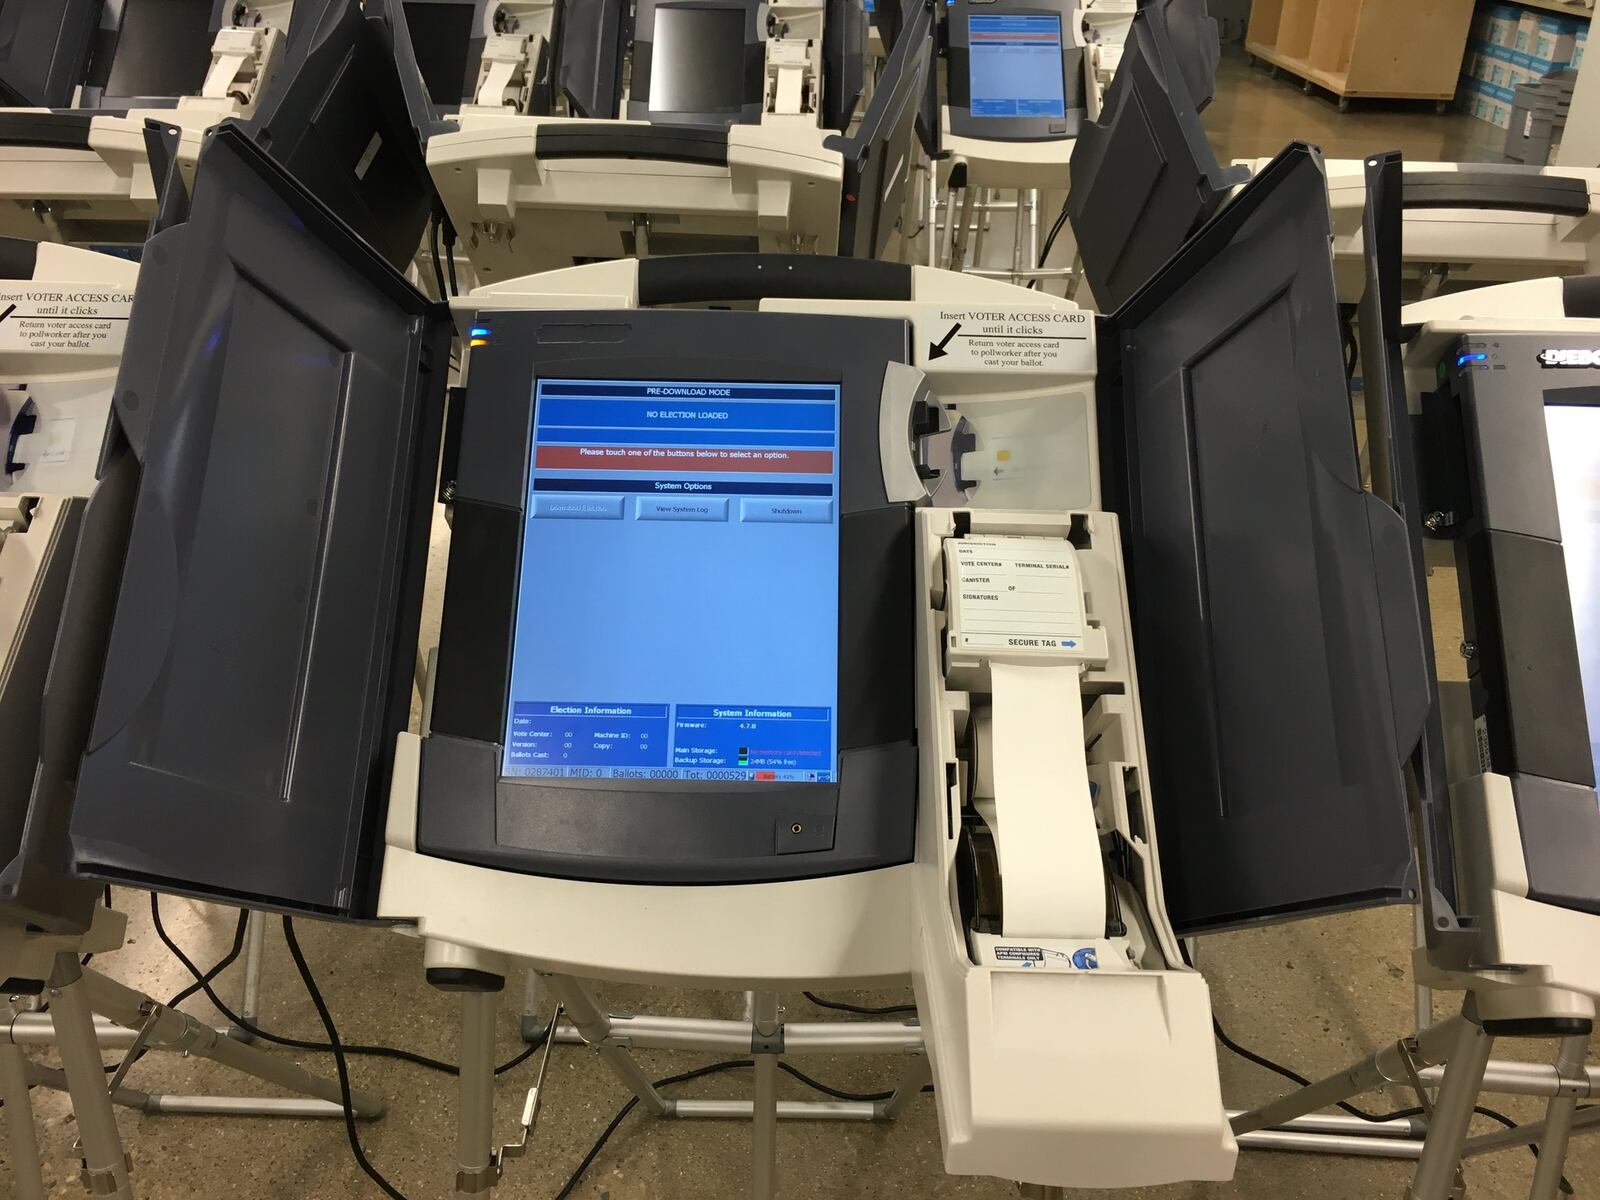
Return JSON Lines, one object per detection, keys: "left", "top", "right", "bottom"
{"left": 536, "top": 445, "right": 835, "bottom": 474}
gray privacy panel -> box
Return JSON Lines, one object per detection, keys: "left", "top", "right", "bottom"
{"left": 0, "top": 497, "right": 104, "bottom": 935}
{"left": 68, "top": 125, "right": 449, "bottom": 917}
{"left": 1066, "top": 0, "right": 1245, "bottom": 312}
{"left": 244, "top": 0, "right": 438, "bottom": 272}
{"left": 0, "top": 0, "right": 101, "bottom": 107}
{"left": 1106, "top": 146, "right": 1420, "bottom": 933}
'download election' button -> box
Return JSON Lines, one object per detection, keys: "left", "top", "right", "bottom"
{"left": 530, "top": 494, "right": 626, "bottom": 520}
{"left": 739, "top": 498, "right": 834, "bottom": 524}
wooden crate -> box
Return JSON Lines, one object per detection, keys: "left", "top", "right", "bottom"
{"left": 1246, "top": 0, "right": 1478, "bottom": 106}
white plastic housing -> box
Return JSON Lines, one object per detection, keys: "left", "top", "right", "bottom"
{"left": 911, "top": 508, "right": 1236, "bottom": 1189}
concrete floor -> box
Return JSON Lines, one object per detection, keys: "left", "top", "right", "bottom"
{"left": 4, "top": 44, "right": 1597, "bottom": 1200}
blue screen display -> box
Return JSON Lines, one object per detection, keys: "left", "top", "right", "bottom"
{"left": 1546, "top": 404, "right": 1600, "bottom": 782}
{"left": 968, "top": 14, "right": 1067, "bottom": 119}
{"left": 502, "top": 378, "right": 841, "bottom": 783}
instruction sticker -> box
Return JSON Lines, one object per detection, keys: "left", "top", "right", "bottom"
{"left": 0, "top": 286, "right": 134, "bottom": 355}
{"left": 920, "top": 307, "right": 1093, "bottom": 373}
{"left": 949, "top": 536, "right": 1085, "bottom": 652}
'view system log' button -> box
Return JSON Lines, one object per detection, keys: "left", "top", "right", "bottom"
{"left": 636, "top": 497, "right": 730, "bottom": 522}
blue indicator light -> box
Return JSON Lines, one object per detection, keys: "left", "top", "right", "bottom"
{"left": 1457, "top": 353, "right": 1488, "bottom": 366}
{"left": 469, "top": 326, "right": 492, "bottom": 339}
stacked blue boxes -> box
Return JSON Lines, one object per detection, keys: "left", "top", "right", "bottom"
{"left": 1461, "top": 1, "right": 1587, "bottom": 128}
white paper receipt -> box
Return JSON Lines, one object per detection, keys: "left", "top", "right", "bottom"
{"left": 948, "top": 536, "right": 1085, "bottom": 652}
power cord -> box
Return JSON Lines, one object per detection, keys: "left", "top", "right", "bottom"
{"left": 427, "top": 211, "right": 450, "bottom": 302}
{"left": 553, "top": 1059, "right": 750, "bottom": 1199}
{"left": 441, "top": 214, "right": 461, "bottom": 298}
{"left": 802, "top": 991, "right": 916, "bottom": 1017}
{"left": 555, "top": 1057, "right": 936, "bottom": 1197}
{"left": 1213, "top": 1015, "right": 1575, "bottom": 1195}
{"left": 282, "top": 915, "right": 410, "bottom": 1200}
{"left": 150, "top": 894, "right": 543, "bottom": 1077}
{"left": 1031, "top": 200, "right": 1074, "bottom": 291}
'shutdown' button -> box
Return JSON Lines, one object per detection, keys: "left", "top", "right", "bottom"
{"left": 739, "top": 498, "right": 834, "bottom": 524}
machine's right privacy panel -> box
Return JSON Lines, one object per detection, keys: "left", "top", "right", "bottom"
{"left": 1106, "top": 145, "right": 1418, "bottom": 933}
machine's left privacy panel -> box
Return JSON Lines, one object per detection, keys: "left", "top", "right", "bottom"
{"left": 66, "top": 124, "right": 451, "bottom": 918}
{"left": 0, "top": 0, "right": 101, "bottom": 108}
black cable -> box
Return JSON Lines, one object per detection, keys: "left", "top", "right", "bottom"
{"left": 1340, "top": 303, "right": 1360, "bottom": 383}
{"left": 165, "top": 908, "right": 250, "bottom": 1010}
{"left": 428, "top": 211, "right": 449, "bottom": 303}
{"left": 150, "top": 894, "right": 543, "bottom": 1076}
{"left": 441, "top": 214, "right": 460, "bottom": 298}
{"left": 283, "top": 915, "right": 409, "bottom": 1200}
{"left": 1036, "top": 201, "right": 1072, "bottom": 274}
{"left": 554, "top": 1060, "right": 753, "bottom": 1200}
{"left": 555, "top": 1054, "right": 937, "bottom": 1197}
{"left": 777, "top": 1061, "right": 893, "bottom": 1102}
{"left": 802, "top": 991, "right": 916, "bottom": 1017}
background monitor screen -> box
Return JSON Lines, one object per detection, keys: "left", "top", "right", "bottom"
{"left": 503, "top": 378, "right": 842, "bottom": 783}
{"left": 968, "top": 13, "right": 1066, "bottom": 119}
{"left": 404, "top": 2, "right": 476, "bottom": 105}
{"left": 1546, "top": 402, "right": 1600, "bottom": 780}
{"left": 104, "top": 0, "right": 214, "bottom": 99}
{"left": 649, "top": 6, "right": 747, "bottom": 113}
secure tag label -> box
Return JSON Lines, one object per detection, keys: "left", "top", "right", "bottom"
{"left": 0, "top": 286, "right": 134, "bottom": 355}
{"left": 920, "top": 307, "right": 1093, "bottom": 373}
{"left": 950, "top": 536, "right": 1085, "bottom": 652}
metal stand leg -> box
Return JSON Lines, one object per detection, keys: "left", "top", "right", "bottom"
{"left": 75, "top": 968, "right": 384, "bottom": 1118}
{"left": 1232, "top": 1014, "right": 1467, "bottom": 1136}
{"left": 938, "top": 186, "right": 959, "bottom": 270}
{"left": 877, "top": 1053, "right": 931, "bottom": 1120}
{"left": 1528, "top": 1035, "right": 1590, "bottom": 1200}
{"left": 1026, "top": 188, "right": 1040, "bottom": 284}
{"left": 950, "top": 187, "right": 977, "bottom": 271}
{"left": 751, "top": 992, "right": 780, "bottom": 1200}
{"left": 1009, "top": 192, "right": 1026, "bottom": 285}
{"left": 229, "top": 911, "right": 266, "bottom": 1042}
{"left": 0, "top": 1003, "right": 45, "bottom": 1200}
{"left": 970, "top": 188, "right": 990, "bottom": 268}
{"left": 1065, "top": 253, "right": 1085, "bottom": 301}
{"left": 543, "top": 976, "right": 671, "bottom": 1116}
{"left": 456, "top": 989, "right": 500, "bottom": 1198}
{"left": 520, "top": 970, "right": 545, "bottom": 1045}
{"left": 1465, "top": 1101, "right": 1600, "bottom": 1156}
{"left": 1413, "top": 907, "right": 1433, "bottom": 1031}
{"left": 1409, "top": 1016, "right": 1494, "bottom": 1200}
{"left": 48, "top": 956, "right": 134, "bottom": 1199}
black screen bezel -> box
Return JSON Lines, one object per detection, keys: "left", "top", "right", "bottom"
{"left": 946, "top": 0, "right": 1085, "bottom": 142}
{"left": 418, "top": 308, "right": 918, "bottom": 885}
{"left": 627, "top": 0, "right": 765, "bottom": 127}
